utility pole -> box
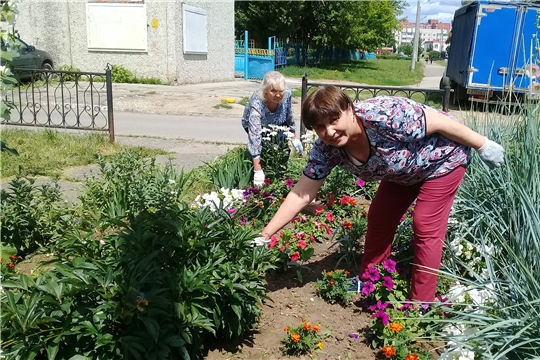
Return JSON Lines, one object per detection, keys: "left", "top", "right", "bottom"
{"left": 410, "top": 0, "right": 422, "bottom": 71}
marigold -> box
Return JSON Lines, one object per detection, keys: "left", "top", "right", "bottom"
{"left": 329, "top": 280, "right": 335, "bottom": 286}
{"left": 318, "top": 341, "right": 324, "bottom": 350}
{"left": 9, "top": 255, "right": 17, "bottom": 261}
{"left": 284, "top": 326, "right": 290, "bottom": 332}
{"left": 326, "top": 271, "right": 333, "bottom": 277}
{"left": 389, "top": 322, "right": 403, "bottom": 333}
{"left": 301, "top": 317, "right": 307, "bottom": 323}
{"left": 344, "top": 270, "right": 350, "bottom": 275}
{"left": 6, "top": 263, "right": 15, "bottom": 269}
{"left": 381, "top": 345, "right": 397, "bottom": 358}
{"left": 291, "top": 333, "right": 301, "bottom": 343}
{"left": 303, "top": 322, "right": 311, "bottom": 331}
{"left": 313, "top": 324, "right": 320, "bottom": 332}
{"left": 405, "top": 354, "right": 419, "bottom": 360}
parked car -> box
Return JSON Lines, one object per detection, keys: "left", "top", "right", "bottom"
{"left": 1, "top": 37, "right": 54, "bottom": 78}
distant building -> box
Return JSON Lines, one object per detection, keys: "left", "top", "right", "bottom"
{"left": 395, "top": 19, "right": 450, "bottom": 52}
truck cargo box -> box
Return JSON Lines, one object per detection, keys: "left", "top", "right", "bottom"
{"left": 445, "top": 1, "right": 540, "bottom": 102}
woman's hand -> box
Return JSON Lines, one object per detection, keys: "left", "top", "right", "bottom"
{"left": 292, "top": 139, "right": 304, "bottom": 154}
{"left": 253, "top": 169, "right": 265, "bottom": 188}
{"left": 476, "top": 138, "right": 505, "bottom": 169}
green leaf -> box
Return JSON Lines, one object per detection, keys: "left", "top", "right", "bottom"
{"left": 141, "top": 316, "right": 160, "bottom": 343}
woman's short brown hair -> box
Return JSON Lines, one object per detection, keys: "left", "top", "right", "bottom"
{"left": 301, "top": 85, "right": 353, "bottom": 130}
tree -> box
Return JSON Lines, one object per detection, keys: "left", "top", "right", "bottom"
{"left": 398, "top": 43, "right": 413, "bottom": 56}
{"left": 234, "top": 0, "right": 406, "bottom": 51}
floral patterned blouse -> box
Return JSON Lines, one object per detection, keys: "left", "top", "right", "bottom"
{"left": 303, "top": 96, "right": 471, "bottom": 186}
{"left": 241, "top": 88, "right": 295, "bottom": 159}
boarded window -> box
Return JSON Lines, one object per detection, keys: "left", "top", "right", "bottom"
{"left": 86, "top": 3, "right": 148, "bottom": 52}
{"left": 183, "top": 4, "right": 207, "bottom": 55}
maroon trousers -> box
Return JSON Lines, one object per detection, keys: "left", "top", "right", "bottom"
{"left": 359, "top": 166, "right": 466, "bottom": 302}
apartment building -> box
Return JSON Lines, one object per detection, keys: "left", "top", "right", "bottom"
{"left": 396, "top": 19, "right": 450, "bottom": 52}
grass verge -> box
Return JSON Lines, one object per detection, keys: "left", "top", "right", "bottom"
{"left": 279, "top": 58, "right": 424, "bottom": 86}
{"left": 1, "top": 129, "right": 167, "bottom": 179}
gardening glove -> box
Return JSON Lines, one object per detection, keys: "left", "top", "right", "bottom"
{"left": 292, "top": 139, "right": 304, "bottom": 155}
{"left": 476, "top": 138, "right": 505, "bottom": 169}
{"left": 253, "top": 169, "right": 265, "bottom": 188}
{"left": 251, "top": 236, "right": 271, "bottom": 247}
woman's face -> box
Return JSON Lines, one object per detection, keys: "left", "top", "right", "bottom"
{"left": 266, "top": 87, "right": 285, "bottom": 106}
{"left": 313, "top": 106, "right": 357, "bottom": 147}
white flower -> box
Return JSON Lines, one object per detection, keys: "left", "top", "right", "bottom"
{"left": 168, "top": 179, "right": 176, "bottom": 184}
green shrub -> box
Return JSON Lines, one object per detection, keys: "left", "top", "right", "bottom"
{"left": 315, "top": 269, "right": 354, "bottom": 304}
{"left": 57, "top": 64, "right": 81, "bottom": 82}
{"left": 0, "top": 177, "right": 74, "bottom": 257}
{"left": 111, "top": 65, "right": 135, "bottom": 83}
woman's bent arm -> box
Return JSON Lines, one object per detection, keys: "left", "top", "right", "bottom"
{"left": 261, "top": 175, "right": 325, "bottom": 239}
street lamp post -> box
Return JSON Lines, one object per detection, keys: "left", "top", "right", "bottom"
{"left": 410, "top": 0, "right": 422, "bottom": 71}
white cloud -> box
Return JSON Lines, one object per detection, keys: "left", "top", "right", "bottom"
{"left": 404, "top": 0, "right": 462, "bottom": 24}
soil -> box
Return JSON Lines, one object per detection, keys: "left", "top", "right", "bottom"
{"left": 205, "top": 239, "right": 379, "bottom": 360}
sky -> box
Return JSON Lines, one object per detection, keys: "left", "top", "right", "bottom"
{"left": 403, "top": 0, "right": 463, "bottom": 24}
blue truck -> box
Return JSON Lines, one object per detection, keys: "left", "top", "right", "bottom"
{"left": 441, "top": 1, "right": 540, "bottom": 104}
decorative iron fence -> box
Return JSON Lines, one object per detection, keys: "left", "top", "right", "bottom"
{"left": 300, "top": 73, "right": 451, "bottom": 135}
{"left": 2, "top": 66, "right": 115, "bottom": 142}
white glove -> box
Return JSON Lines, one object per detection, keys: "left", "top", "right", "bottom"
{"left": 251, "top": 236, "right": 270, "bottom": 247}
{"left": 253, "top": 169, "right": 265, "bottom": 188}
{"left": 476, "top": 138, "right": 505, "bottom": 169}
{"left": 292, "top": 139, "right": 304, "bottom": 154}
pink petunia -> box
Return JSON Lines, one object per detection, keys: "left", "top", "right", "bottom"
{"left": 290, "top": 251, "right": 300, "bottom": 262}
{"left": 364, "top": 267, "right": 380, "bottom": 282}
{"left": 382, "top": 276, "right": 394, "bottom": 292}
{"left": 383, "top": 258, "right": 397, "bottom": 274}
{"left": 361, "top": 281, "right": 375, "bottom": 296}
{"left": 264, "top": 178, "right": 271, "bottom": 186}
{"left": 372, "top": 310, "right": 390, "bottom": 325}
{"left": 285, "top": 178, "right": 294, "bottom": 187}
{"left": 357, "top": 178, "right": 365, "bottom": 187}
{"left": 315, "top": 206, "right": 324, "bottom": 215}
{"left": 297, "top": 240, "right": 307, "bottom": 249}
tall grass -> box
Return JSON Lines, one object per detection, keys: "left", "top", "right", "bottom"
{"left": 434, "top": 103, "right": 540, "bottom": 358}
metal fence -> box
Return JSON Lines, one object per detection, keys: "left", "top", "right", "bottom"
{"left": 300, "top": 73, "right": 451, "bottom": 135}
{"left": 2, "top": 66, "right": 115, "bottom": 142}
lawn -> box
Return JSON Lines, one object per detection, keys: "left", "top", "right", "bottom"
{"left": 279, "top": 58, "right": 424, "bottom": 86}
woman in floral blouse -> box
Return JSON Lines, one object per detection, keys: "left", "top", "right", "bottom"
{"left": 255, "top": 85, "right": 505, "bottom": 302}
{"left": 241, "top": 71, "right": 302, "bottom": 187}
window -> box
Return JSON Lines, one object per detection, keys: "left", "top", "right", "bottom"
{"left": 183, "top": 4, "right": 207, "bottom": 55}
{"left": 86, "top": 3, "right": 147, "bottom": 52}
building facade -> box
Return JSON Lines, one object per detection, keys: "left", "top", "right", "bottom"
{"left": 396, "top": 19, "right": 450, "bottom": 52}
{"left": 14, "top": 0, "right": 235, "bottom": 84}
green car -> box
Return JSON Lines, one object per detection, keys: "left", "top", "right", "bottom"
{"left": 1, "top": 37, "right": 54, "bottom": 79}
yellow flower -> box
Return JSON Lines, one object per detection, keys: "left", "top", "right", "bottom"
{"left": 318, "top": 341, "right": 324, "bottom": 350}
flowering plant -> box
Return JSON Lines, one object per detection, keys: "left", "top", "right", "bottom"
{"left": 362, "top": 260, "right": 409, "bottom": 304}
{"left": 282, "top": 318, "right": 324, "bottom": 355}
{"left": 260, "top": 124, "right": 294, "bottom": 181}
{"left": 291, "top": 208, "right": 335, "bottom": 242}
{"left": 266, "top": 229, "right": 315, "bottom": 270}
{"left": 331, "top": 208, "right": 368, "bottom": 268}
{"left": 315, "top": 269, "right": 355, "bottom": 304}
